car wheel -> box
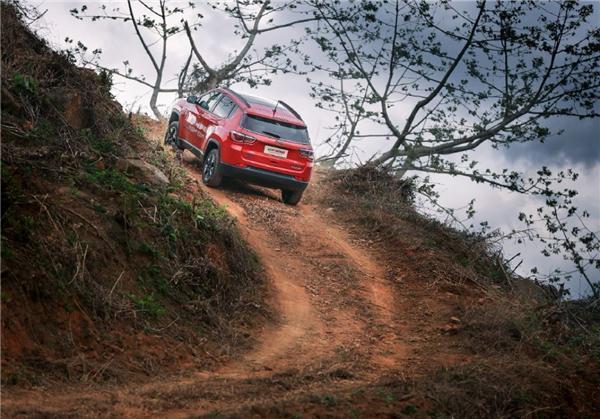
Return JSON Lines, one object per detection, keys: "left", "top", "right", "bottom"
{"left": 164, "top": 121, "right": 183, "bottom": 150}
{"left": 202, "top": 148, "right": 223, "bottom": 187}
{"left": 282, "top": 189, "right": 303, "bottom": 205}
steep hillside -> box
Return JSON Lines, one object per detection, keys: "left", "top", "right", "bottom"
{"left": 1, "top": 3, "right": 269, "bottom": 385}
{"left": 1, "top": 4, "right": 599, "bottom": 418}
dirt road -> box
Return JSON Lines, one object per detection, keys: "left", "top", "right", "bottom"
{"left": 2, "top": 152, "right": 468, "bottom": 417}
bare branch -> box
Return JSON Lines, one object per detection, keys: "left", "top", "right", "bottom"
{"left": 127, "top": 0, "right": 159, "bottom": 72}
{"left": 183, "top": 20, "right": 215, "bottom": 76}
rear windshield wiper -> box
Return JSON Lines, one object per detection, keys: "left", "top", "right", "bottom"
{"left": 262, "top": 131, "right": 281, "bottom": 138}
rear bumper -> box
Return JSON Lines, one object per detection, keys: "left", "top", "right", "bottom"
{"left": 220, "top": 164, "right": 309, "bottom": 192}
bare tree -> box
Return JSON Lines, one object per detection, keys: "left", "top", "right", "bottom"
{"left": 70, "top": 0, "right": 319, "bottom": 118}
{"left": 309, "top": 66, "right": 374, "bottom": 166}
{"left": 71, "top": 0, "right": 188, "bottom": 118}
{"left": 307, "top": 0, "right": 600, "bottom": 295}
{"left": 183, "top": 0, "right": 318, "bottom": 93}
{"left": 310, "top": 0, "right": 599, "bottom": 170}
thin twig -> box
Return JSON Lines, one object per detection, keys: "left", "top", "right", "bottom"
{"left": 60, "top": 205, "right": 116, "bottom": 253}
{"left": 146, "top": 315, "right": 180, "bottom": 333}
{"left": 70, "top": 242, "right": 88, "bottom": 284}
{"left": 86, "top": 358, "right": 114, "bottom": 383}
{"left": 109, "top": 270, "right": 125, "bottom": 298}
{"left": 522, "top": 405, "right": 562, "bottom": 417}
{"left": 496, "top": 254, "right": 514, "bottom": 291}
{"left": 32, "top": 194, "right": 63, "bottom": 233}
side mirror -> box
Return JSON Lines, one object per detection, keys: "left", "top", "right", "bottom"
{"left": 198, "top": 100, "right": 209, "bottom": 110}
{"left": 186, "top": 95, "right": 198, "bottom": 104}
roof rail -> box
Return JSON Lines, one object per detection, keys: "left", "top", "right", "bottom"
{"left": 278, "top": 100, "right": 303, "bottom": 121}
{"left": 221, "top": 87, "right": 251, "bottom": 108}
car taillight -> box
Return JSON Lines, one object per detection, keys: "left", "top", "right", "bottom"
{"left": 299, "top": 149, "right": 314, "bottom": 160}
{"left": 230, "top": 130, "right": 256, "bottom": 144}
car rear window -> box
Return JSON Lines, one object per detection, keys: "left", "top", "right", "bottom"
{"left": 243, "top": 114, "right": 309, "bottom": 144}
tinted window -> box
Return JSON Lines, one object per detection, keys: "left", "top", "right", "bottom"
{"left": 207, "top": 93, "right": 222, "bottom": 111}
{"left": 198, "top": 91, "right": 221, "bottom": 110}
{"left": 212, "top": 95, "right": 237, "bottom": 118}
{"left": 243, "top": 115, "right": 310, "bottom": 144}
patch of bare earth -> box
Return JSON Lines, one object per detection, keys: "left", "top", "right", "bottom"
{"left": 1, "top": 142, "right": 474, "bottom": 417}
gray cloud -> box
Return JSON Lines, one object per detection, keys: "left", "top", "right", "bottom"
{"left": 504, "top": 117, "right": 600, "bottom": 168}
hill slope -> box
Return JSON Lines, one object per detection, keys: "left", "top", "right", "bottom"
{"left": 2, "top": 4, "right": 599, "bottom": 417}
{"left": 1, "top": 3, "right": 268, "bottom": 385}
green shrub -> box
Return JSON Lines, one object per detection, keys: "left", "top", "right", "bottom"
{"left": 129, "top": 293, "right": 165, "bottom": 319}
{"left": 84, "top": 166, "right": 137, "bottom": 194}
{"left": 11, "top": 73, "right": 37, "bottom": 97}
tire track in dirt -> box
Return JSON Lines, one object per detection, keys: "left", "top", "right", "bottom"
{"left": 1, "top": 152, "right": 417, "bottom": 417}
{"left": 187, "top": 155, "right": 412, "bottom": 377}
{"left": 298, "top": 207, "right": 411, "bottom": 370}
{"left": 202, "top": 185, "right": 328, "bottom": 373}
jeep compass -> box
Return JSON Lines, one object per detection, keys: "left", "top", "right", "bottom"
{"left": 164, "top": 88, "right": 313, "bottom": 205}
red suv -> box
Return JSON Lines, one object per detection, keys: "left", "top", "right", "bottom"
{"left": 164, "top": 88, "right": 313, "bottom": 205}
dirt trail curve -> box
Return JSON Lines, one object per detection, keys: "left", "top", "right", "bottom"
{"left": 204, "top": 174, "right": 408, "bottom": 376}
{"left": 2, "top": 152, "right": 467, "bottom": 417}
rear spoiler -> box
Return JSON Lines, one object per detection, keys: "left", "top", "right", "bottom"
{"left": 277, "top": 100, "right": 304, "bottom": 122}
{"left": 222, "top": 87, "right": 304, "bottom": 122}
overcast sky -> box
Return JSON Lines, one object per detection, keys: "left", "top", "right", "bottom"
{"left": 31, "top": 1, "right": 600, "bottom": 297}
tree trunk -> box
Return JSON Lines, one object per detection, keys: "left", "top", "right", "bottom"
{"left": 371, "top": 149, "right": 395, "bottom": 166}
{"left": 149, "top": 73, "right": 163, "bottom": 119}
{"left": 206, "top": 74, "right": 219, "bottom": 90}
{"left": 322, "top": 124, "right": 357, "bottom": 167}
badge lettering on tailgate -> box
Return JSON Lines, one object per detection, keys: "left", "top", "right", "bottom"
{"left": 264, "top": 145, "right": 288, "bottom": 158}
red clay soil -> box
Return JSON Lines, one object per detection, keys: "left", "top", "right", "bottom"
{"left": 1, "top": 139, "right": 475, "bottom": 417}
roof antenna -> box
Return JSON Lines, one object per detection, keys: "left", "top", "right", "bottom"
{"left": 273, "top": 101, "right": 280, "bottom": 116}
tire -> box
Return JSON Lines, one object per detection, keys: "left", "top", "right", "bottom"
{"left": 281, "top": 189, "right": 303, "bottom": 205}
{"left": 202, "top": 148, "right": 223, "bottom": 187}
{"left": 164, "top": 121, "right": 183, "bottom": 150}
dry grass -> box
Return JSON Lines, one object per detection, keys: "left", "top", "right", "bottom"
{"left": 1, "top": 3, "right": 268, "bottom": 385}
{"left": 307, "top": 165, "right": 600, "bottom": 417}
{"left": 308, "top": 166, "right": 514, "bottom": 290}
